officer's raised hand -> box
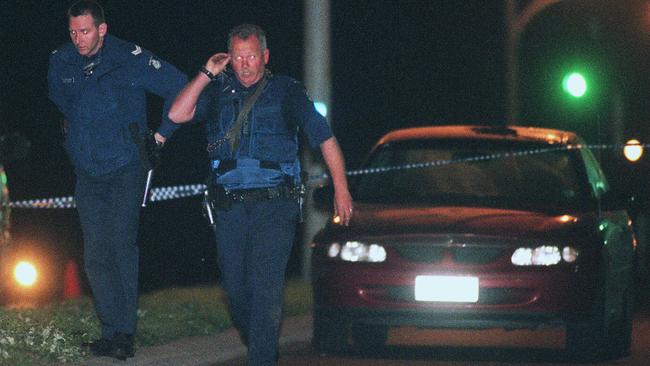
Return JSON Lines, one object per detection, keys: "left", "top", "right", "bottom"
{"left": 203, "top": 52, "right": 231, "bottom": 79}
{"left": 169, "top": 53, "right": 231, "bottom": 123}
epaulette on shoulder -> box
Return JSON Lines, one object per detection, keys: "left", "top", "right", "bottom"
{"left": 129, "top": 44, "right": 143, "bottom": 56}
{"left": 117, "top": 41, "right": 143, "bottom": 57}
{"left": 110, "top": 35, "right": 145, "bottom": 57}
{"left": 113, "top": 39, "right": 150, "bottom": 65}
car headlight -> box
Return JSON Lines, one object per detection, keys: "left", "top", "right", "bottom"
{"left": 511, "top": 245, "right": 579, "bottom": 266}
{"left": 14, "top": 261, "right": 38, "bottom": 287}
{"left": 326, "top": 241, "right": 387, "bottom": 262}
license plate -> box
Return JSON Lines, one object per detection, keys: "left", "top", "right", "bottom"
{"left": 414, "top": 275, "right": 479, "bottom": 302}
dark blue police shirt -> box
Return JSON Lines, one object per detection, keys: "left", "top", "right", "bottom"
{"left": 47, "top": 34, "right": 187, "bottom": 177}
{"left": 192, "top": 72, "right": 333, "bottom": 189}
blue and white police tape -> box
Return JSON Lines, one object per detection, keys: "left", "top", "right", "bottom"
{"left": 7, "top": 196, "right": 76, "bottom": 209}
{"left": 3, "top": 143, "right": 648, "bottom": 209}
{"left": 6, "top": 184, "right": 208, "bottom": 209}
{"left": 149, "top": 184, "right": 206, "bottom": 202}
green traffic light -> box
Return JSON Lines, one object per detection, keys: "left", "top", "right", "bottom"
{"left": 562, "top": 72, "right": 587, "bottom": 98}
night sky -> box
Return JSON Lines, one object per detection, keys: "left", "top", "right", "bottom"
{"left": 2, "top": 1, "right": 648, "bottom": 290}
{"left": 1, "top": 1, "right": 506, "bottom": 192}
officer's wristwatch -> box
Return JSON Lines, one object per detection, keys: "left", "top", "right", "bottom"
{"left": 199, "top": 66, "right": 217, "bottom": 81}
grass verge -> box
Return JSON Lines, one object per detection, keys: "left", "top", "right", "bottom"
{"left": 0, "top": 279, "right": 312, "bottom": 365}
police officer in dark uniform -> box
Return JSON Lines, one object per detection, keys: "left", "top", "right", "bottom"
{"left": 169, "top": 24, "right": 353, "bottom": 365}
{"left": 47, "top": 0, "right": 187, "bottom": 360}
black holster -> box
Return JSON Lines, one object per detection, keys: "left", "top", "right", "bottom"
{"left": 203, "top": 184, "right": 231, "bottom": 223}
{"left": 128, "top": 123, "right": 162, "bottom": 172}
{"left": 202, "top": 188, "right": 216, "bottom": 226}
{"left": 203, "top": 185, "right": 229, "bottom": 226}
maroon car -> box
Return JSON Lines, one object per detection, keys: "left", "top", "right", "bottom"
{"left": 310, "top": 125, "right": 636, "bottom": 361}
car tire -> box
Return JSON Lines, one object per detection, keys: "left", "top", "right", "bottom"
{"left": 566, "top": 262, "right": 634, "bottom": 361}
{"left": 351, "top": 323, "right": 388, "bottom": 354}
{"left": 607, "top": 285, "right": 634, "bottom": 359}
{"left": 312, "top": 311, "right": 348, "bottom": 355}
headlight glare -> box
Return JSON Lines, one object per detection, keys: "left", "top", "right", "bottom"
{"left": 327, "top": 243, "right": 341, "bottom": 258}
{"left": 531, "top": 246, "right": 561, "bottom": 266}
{"left": 562, "top": 246, "right": 579, "bottom": 263}
{"left": 14, "top": 261, "right": 38, "bottom": 287}
{"left": 511, "top": 245, "right": 578, "bottom": 266}
{"left": 327, "top": 241, "right": 386, "bottom": 262}
{"left": 367, "top": 244, "right": 387, "bottom": 262}
{"left": 511, "top": 248, "right": 533, "bottom": 266}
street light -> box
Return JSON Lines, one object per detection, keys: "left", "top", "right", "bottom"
{"left": 624, "top": 139, "right": 643, "bottom": 162}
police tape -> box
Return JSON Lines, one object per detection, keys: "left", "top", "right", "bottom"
{"left": 7, "top": 196, "right": 77, "bottom": 209}
{"left": 149, "top": 184, "right": 207, "bottom": 202}
{"left": 3, "top": 143, "right": 648, "bottom": 209}
{"left": 6, "top": 184, "right": 209, "bottom": 209}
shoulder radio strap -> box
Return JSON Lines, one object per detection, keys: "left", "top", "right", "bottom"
{"left": 225, "top": 74, "right": 269, "bottom": 153}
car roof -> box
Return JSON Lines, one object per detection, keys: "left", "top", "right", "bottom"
{"left": 376, "top": 125, "right": 580, "bottom": 147}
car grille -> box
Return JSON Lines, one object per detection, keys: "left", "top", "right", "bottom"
{"left": 395, "top": 245, "right": 505, "bottom": 264}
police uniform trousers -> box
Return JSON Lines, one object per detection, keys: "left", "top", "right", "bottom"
{"left": 214, "top": 196, "right": 299, "bottom": 366}
{"left": 75, "top": 159, "right": 146, "bottom": 339}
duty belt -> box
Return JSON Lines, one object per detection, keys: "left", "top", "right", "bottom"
{"left": 226, "top": 184, "right": 299, "bottom": 203}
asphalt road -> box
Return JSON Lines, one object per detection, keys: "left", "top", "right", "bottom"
{"left": 219, "top": 298, "right": 650, "bottom": 366}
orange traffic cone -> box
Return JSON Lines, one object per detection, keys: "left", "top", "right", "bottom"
{"left": 63, "top": 260, "right": 81, "bottom": 299}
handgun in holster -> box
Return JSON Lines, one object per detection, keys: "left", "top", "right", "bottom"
{"left": 202, "top": 188, "right": 216, "bottom": 226}
{"left": 202, "top": 184, "right": 231, "bottom": 226}
{"left": 129, "top": 123, "right": 161, "bottom": 207}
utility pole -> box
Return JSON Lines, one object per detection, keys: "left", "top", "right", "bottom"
{"left": 302, "top": 0, "right": 331, "bottom": 282}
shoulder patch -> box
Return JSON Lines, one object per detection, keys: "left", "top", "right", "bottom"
{"left": 131, "top": 45, "right": 142, "bottom": 55}
{"left": 148, "top": 56, "right": 161, "bottom": 69}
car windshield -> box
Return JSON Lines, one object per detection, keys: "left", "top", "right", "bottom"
{"left": 352, "top": 138, "right": 596, "bottom": 210}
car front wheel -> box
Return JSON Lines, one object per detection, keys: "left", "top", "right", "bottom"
{"left": 566, "top": 269, "right": 634, "bottom": 361}
{"left": 312, "top": 311, "right": 349, "bottom": 355}
{"left": 351, "top": 323, "right": 389, "bottom": 354}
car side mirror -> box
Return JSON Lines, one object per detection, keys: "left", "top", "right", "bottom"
{"left": 599, "top": 190, "right": 632, "bottom": 211}
{"left": 312, "top": 184, "right": 334, "bottom": 211}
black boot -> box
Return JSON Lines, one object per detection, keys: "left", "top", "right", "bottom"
{"left": 112, "top": 333, "right": 135, "bottom": 360}
{"left": 82, "top": 338, "right": 114, "bottom": 357}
